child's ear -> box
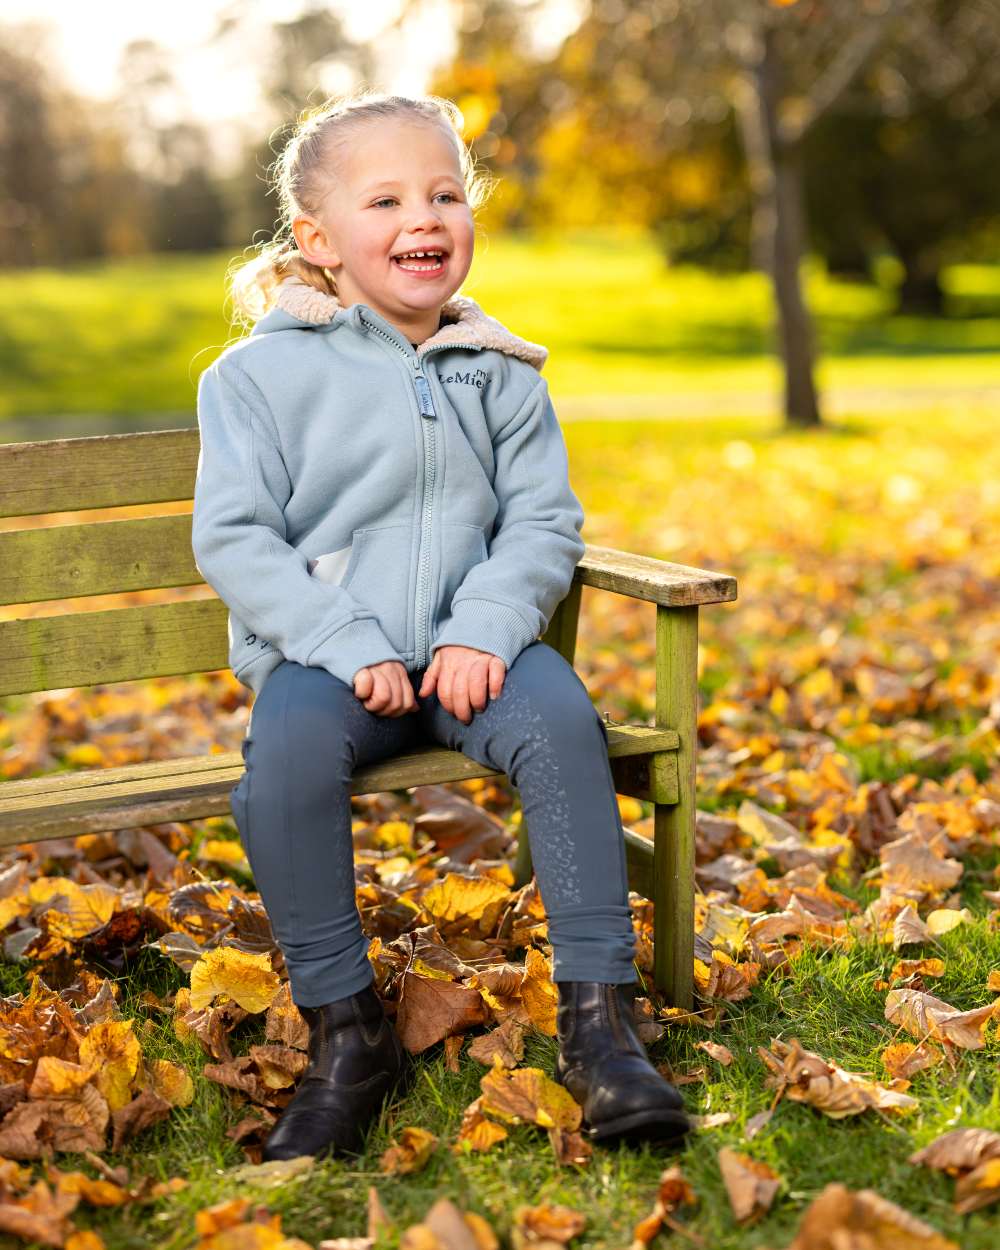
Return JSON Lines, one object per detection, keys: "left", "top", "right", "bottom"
{"left": 291, "top": 213, "right": 341, "bottom": 268}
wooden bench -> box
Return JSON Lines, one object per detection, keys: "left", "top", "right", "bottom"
{"left": 0, "top": 429, "right": 737, "bottom": 1009}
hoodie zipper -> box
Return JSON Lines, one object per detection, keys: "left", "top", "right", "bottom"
{"left": 357, "top": 310, "right": 478, "bottom": 670}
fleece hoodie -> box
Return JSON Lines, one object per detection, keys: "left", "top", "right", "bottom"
{"left": 191, "top": 275, "right": 586, "bottom": 698}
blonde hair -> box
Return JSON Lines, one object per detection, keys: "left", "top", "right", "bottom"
{"left": 226, "top": 89, "right": 497, "bottom": 331}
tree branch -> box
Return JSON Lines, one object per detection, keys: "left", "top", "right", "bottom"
{"left": 780, "top": 0, "right": 913, "bottom": 147}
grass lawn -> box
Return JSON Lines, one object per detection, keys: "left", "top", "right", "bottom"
{"left": 2, "top": 229, "right": 999, "bottom": 421}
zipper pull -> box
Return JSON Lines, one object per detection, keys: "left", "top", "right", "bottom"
{"left": 414, "top": 373, "right": 436, "bottom": 418}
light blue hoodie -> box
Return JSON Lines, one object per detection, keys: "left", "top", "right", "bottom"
{"left": 191, "top": 275, "right": 586, "bottom": 698}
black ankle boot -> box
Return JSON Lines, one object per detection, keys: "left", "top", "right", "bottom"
{"left": 554, "top": 981, "right": 692, "bottom": 1145}
{"left": 261, "top": 983, "right": 410, "bottom": 1161}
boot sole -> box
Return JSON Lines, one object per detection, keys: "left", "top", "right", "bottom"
{"left": 586, "top": 1106, "right": 693, "bottom": 1146}
{"left": 554, "top": 1062, "right": 693, "bottom": 1148}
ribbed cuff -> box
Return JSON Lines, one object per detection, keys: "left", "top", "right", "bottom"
{"left": 429, "top": 597, "right": 538, "bottom": 668}
{"left": 309, "top": 617, "right": 405, "bottom": 687}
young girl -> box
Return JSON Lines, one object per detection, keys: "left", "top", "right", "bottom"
{"left": 192, "top": 90, "right": 691, "bottom": 1161}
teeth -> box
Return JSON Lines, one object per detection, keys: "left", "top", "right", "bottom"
{"left": 395, "top": 250, "right": 443, "bottom": 259}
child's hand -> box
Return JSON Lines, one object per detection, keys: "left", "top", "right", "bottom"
{"left": 353, "top": 660, "right": 419, "bottom": 717}
{"left": 419, "top": 645, "right": 506, "bottom": 724}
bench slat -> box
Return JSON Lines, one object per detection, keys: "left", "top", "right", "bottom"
{"left": 0, "top": 599, "right": 229, "bottom": 696}
{"left": 0, "top": 725, "right": 679, "bottom": 845}
{"left": 0, "top": 430, "right": 198, "bottom": 518}
{"left": 577, "top": 546, "right": 736, "bottom": 607}
{"left": 0, "top": 515, "right": 200, "bottom": 606}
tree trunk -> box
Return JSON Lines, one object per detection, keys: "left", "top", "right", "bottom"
{"left": 734, "top": 23, "right": 822, "bottom": 429}
{"left": 898, "top": 249, "right": 945, "bottom": 315}
{"left": 772, "top": 145, "right": 821, "bottom": 427}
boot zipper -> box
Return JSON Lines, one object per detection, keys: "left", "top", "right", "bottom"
{"left": 357, "top": 309, "right": 480, "bottom": 670}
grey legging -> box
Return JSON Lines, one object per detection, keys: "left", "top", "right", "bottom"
{"left": 229, "top": 639, "right": 637, "bottom": 1007}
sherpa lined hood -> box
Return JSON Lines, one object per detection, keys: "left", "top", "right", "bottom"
{"left": 249, "top": 273, "right": 549, "bottom": 372}
{"left": 192, "top": 273, "right": 584, "bottom": 701}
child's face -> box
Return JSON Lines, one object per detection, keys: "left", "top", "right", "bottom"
{"left": 293, "top": 117, "right": 475, "bottom": 332}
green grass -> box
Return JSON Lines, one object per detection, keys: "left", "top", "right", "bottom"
{"left": 2, "top": 230, "right": 999, "bottom": 419}
{"left": 15, "top": 905, "right": 995, "bottom": 1250}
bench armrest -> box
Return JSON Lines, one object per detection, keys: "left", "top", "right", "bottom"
{"left": 573, "top": 544, "right": 737, "bottom": 607}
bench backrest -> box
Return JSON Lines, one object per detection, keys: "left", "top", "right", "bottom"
{"left": 0, "top": 429, "right": 226, "bottom": 697}
{"left": 0, "top": 428, "right": 585, "bottom": 699}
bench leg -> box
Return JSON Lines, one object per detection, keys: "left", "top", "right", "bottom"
{"left": 653, "top": 604, "right": 698, "bottom": 1009}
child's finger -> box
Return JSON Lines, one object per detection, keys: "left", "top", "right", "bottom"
{"left": 418, "top": 653, "right": 438, "bottom": 697}
{"left": 365, "top": 668, "right": 390, "bottom": 713}
{"left": 353, "top": 667, "right": 372, "bottom": 701}
{"left": 488, "top": 657, "right": 506, "bottom": 700}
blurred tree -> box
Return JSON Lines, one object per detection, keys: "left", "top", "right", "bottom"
{"left": 0, "top": 22, "right": 155, "bottom": 266}
{"left": 0, "top": 27, "right": 64, "bottom": 266}
{"left": 422, "top": 1, "right": 553, "bottom": 232}
{"left": 115, "top": 42, "right": 227, "bottom": 253}
{"left": 633, "top": 0, "right": 912, "bottom": 429}
{"left": 804, "top": 0, "right": 1000, "bottom": 312}
{"left": 208, "top": 0, "right": 377, "bottom": 251}
{"left": 424, "top": 0, "right": 913, "bottom": 428}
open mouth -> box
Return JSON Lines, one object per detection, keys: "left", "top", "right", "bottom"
{"left": 391, "top": 249, "right": 448, "bottom": 273}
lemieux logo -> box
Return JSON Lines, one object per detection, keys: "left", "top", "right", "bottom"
{"left": 440, "top": 367, "right": 490, "bottom": 391}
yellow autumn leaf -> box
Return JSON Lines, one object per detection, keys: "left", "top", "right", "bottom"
{"left": 480, "top": 1062, "right": 581, "bottom": 1131}
{"left": 141, "top": 1058, "right": 195, "bottom": 1107}
{"left": 521, "top": 947, "right": 558, "bottom": 1036}
{"left": 198, "top": 839, "right": 248, "bottom": 865}
{"left": 376, "top": 855, "right": 413, "bottom": 880}
{"left": 189, "top": 946, "right": 281, "bottom": 1012}
{"left": 0, "top": 896, "right": 31, "bottom": 931}
{"left": 421, "top": 872, "right": 511, "bottom": 935}
{"left": 374, "top": 820, "right": 413, "bottom": 849}
{"left": 28, "top": 877, "right": 118, "bottom": 938}
{"left": 380, "top": 1126, "right": 438, "bottom": 1175}
{"left": 28, "top": 1055, "right": 95, "bottom": 1099}
{"left": 65, "top": 743, "right": 105, "bottom": 767}
{"left": 78, "top": 1020, "right": 142, "bottom": 1112}
{"left": 926, "top": 907, "right": 972, "bottom": 935}
{"left": 617, "top": 795, "right": 644, "bottom": 824}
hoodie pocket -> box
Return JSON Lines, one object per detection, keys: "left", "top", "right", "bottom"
{"left": 439, "top": 522, "right": 489, "bottom": 613}
{"left": 332, "top": 523, "right": 414, "bottom": 658}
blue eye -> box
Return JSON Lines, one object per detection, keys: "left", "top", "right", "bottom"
{"left": 372, "top": 192, "right": 460, "bottom": 207}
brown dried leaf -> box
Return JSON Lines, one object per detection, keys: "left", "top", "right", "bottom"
{"left": 780, "top": 1181, "right": 959, "bottom": 1249}
{"left": 758, "top": 1037, "right": 918, "bottom": 1119}
{"left": 467, "top": 1017, "right": 526, "bottom": 1069}
{"left": 629, "top": 1164, "right": 698, "bottom": 1248}
{"left": 717, "top": 1146, "right": 781, "bottom": 1225}
{"left": 546, "top": 1126, "right": 592, "bottom": 1168}
{"left": 109, "top": 1085, "right": 172, "bottom": 1152}
{"left": 512, "top": 1202, "right": 585, "bottom": 1250}
{"left": 953, "top": 1158, "right": 1000, "bottom": 1215}
{"left": 380, "top": 1126, "right": 438, "bottom": 1175}
{"left": 395, "top": 973, "right": 488, "bottom": 1054}
{"left": 909, "top": 1127, "right": 1000, "bottom": 1174}
{"left": 885, "top": 988, "right": 999, "bottom": 1051}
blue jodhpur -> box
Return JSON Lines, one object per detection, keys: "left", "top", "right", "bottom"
{"left": 229, "top": 639, "right": 638, "bottom": 1007}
